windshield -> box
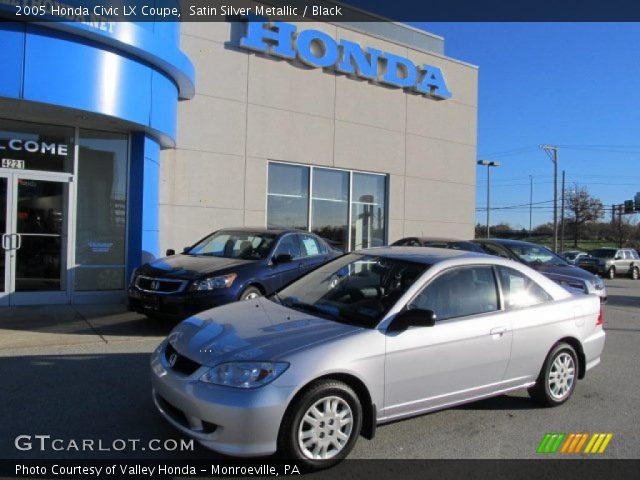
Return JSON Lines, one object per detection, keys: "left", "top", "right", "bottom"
{"left": 273, "top": 254, "right": 429, "bottom": 328}
{"left": 187, "top": 231, "right": 277, "bottom": 260}
{"left": 589, "top": 249, "right": 617, "bottom": 259}
{"left": 509, "top": 244, "right": 568, "bottom": 266}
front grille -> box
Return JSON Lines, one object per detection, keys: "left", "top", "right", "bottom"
{"left": 165, "top": 343, "right": 201, "bottom": 376}
{"left": 135, "top": 276, "right": 187, "bottom": 294}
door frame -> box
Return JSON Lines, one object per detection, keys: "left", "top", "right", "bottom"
{"left": 0, "top": 168, "right": 74, "bottom": 306}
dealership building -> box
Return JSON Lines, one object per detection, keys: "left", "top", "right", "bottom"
{"left": 0, "top": 17, "right": 477, "bottom": 306}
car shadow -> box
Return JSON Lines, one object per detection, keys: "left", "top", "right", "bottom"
{"left": 454, "top": 393, "right": 537, "bottom": 411}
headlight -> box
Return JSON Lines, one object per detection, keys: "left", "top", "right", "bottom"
{"left": 191, "top": 273, "right": 237, "bottom": 291}
{"left": 199, "top": 362, "right": 289, "bottom": 389}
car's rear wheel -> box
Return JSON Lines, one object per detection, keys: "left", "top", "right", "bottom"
{"left": 278, "top": 380, "right": 362, "bottom": 470}
{"left": 529, "top": 342, "right": 578, "bottom": 407}
{"left": 630, "top": 266, "right": 639, "bottom": 280}
{"left": 607, "top": 267, "right": 616, "bottom": 279}
{"left": 239, "top": 286, "right": 262, "bottom": 301}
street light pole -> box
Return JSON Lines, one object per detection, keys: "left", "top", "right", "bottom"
{"left": 540, "top": 145, "right": 559, "bottom": 251}
{"left": 529, "top": 175, "right": 533, "bottom": 236}
{"left": 477, "top": 160, "right": 500, "bottom": 238}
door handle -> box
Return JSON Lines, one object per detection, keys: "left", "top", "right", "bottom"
{"left": 490, "top": 326, "right": 507, "bottom": 336}
{"left": 1, "top": 234, "right": 8, "bottom": 250}
{"left": 15, "top": 234, "right": 21, "bottom": 250}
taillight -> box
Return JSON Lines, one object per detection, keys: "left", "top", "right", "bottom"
{"left": 596, "top": 307, "right": 603, "bottom": 326}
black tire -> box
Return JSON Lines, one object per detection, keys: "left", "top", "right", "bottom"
{"left": 528, "top": 342, "right": 579, "bottom": 407}
{"left": 607, "top": 267, "right": 616, "bottom": 279}
{"left": 278, "top": 380, "right": 362, "bottom": 470}
{"left": 630, "top": 266, "right": 639, "bottom": 280}
{"left": 239, "top": 286, "right": 262, "bottom": 301}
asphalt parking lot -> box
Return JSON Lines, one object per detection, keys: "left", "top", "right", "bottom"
{"left": 0, "top": 279, "right": 638, "bottom": 460}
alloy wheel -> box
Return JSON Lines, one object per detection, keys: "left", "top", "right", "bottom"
{"left": 297, "top": 396, "right": 354, "bottom": 460}
{"left": 548, "top": 352, "right": 576, "bottom": 400}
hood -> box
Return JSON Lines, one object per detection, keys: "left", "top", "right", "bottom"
{"left": 167, "top": 298, "right": 362, "bottom": 366}
{"left": 534, "top": 264, "right": 598, "bottom": 282}
{"left": 139, "top": 254, "right": 254, "bottom": 280}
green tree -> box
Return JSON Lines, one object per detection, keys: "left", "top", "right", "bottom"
{"left": 565, "top": 186, "right": 604, "bottom": 247}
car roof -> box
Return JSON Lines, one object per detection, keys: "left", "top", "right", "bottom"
{"left": 397, "top": 237, "right": 472, "bottom": 242}
{"left": 217, "top": 227, "right": 305, "bottom": 235}
{"left": 356, "top": 246, "right": 491, "bottom": 264}
{"left": 473, "top": 238, "right": 550, "bottom": 249}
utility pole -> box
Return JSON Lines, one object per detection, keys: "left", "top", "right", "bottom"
{"left": 560, "top": 170, "right": 566, "bottom": 252}
{"left": 477, "top": 160, "right": 500, "bottom": 238}
{"left": 618, "top": 204, "right": 623, "bottom": 248}
{"left": 540, "top": 145, "right": 559, "bottom": 251}
{"left": 529, "top": 175, "right": 533, "bottom": 237}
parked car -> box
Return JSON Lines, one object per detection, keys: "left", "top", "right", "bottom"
{"left": 151, "top": 247, "right": 605, "bottom": 468}
{"left": 577, "top": 248, "right": 640, "bottom": 279}
{"left": 391, "top": 236, "right": 485, "bottom": 253}
{"left": 560, "top": 250, "right": 588, "bottom": 265}
{"left": 128, "top": 228, "right": 339, "bottom": 319}
{"left": 472, "top": 239, "right": 607, "bottom": 302}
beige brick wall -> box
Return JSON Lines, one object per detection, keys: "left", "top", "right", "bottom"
{"left": 159, "top": 21, "right": 478, "bottom": 253}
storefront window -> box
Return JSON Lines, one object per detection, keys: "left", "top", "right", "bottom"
{"left": 311, "top": 168, "right": 349, "bottom": 252}
{"left": 351, "top": 173, "right": 387, "bottom": 250}
{"left": 267, "top": 162, "right": 387, "bottom": 252}
{"left": 267, "top": 163, "right": 309, "bottom": 230}
{"left": 0, "top": 119, "right": 74, "bottom": 172}
{"left": 74, "top": 130, "right": 128, "bottom": 291}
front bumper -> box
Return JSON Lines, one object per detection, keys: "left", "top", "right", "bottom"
{"left": 150, "top": 342, "right": 295, "bottom": 457}
{"left": 128, "top": 287, "right": 236, "bottom": 319}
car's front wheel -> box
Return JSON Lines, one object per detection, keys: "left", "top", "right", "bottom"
{"left": 278, "top": 380, "right": 362, "bottom": 470}
{"left": 239, "top": 286, "right": 262, "bottom": 301}
{"left": 529, "top": 342, "right": 578, "bottom": 407}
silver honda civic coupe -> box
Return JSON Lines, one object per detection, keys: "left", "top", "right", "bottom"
{"left": 150, "top": 247, "right": 605, "bottom": 468}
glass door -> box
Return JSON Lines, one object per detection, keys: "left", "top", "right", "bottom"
{"left": 0, "top": 172, "right": 71, "bottom": 305}
{"left": 0, "top": 175, "right": 10, "bottom": 306}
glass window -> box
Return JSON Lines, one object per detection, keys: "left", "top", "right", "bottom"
{"left": 351, "top": 173, "right": 386, "bottom": 250}
{"left": 188, "top": 231, "right": 277, "bottom": 260}
{"left": 0, "top": 119, "right": 74, "bottom": 172}
{"left": 267, "top": 163, "right": 309, "bottom": 230}
{"left": 412, "top": 266, "right": 499, "bottom": 321}
{"left": 274, "top": 254, "right": 427, "bottom": 328}
{"left": 311, "top": 168, "right": 349, "bottom": 252}
{"left": 274, "top": 234, "right": 302, "bottom": 259}
{"left": 74, "top": 130, "right": 128, "bottom": 291}
{"left": 496, "top": 266, "right": 551, "bottom": 309}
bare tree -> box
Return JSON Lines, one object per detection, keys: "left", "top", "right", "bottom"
{"left": 565, "top": 185, "right": 604, "bottom": 247}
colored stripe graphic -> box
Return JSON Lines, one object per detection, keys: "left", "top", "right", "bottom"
{"left": 539, "top": 433, "right": 613, "bottom": 454}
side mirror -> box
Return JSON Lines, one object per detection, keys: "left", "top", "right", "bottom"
{"left": 390, "top": 308, "right": 437, "bottom": 331}
{"left": 273, "top": 253, "right": 293, "bottom": 264}
{"left": 166, "top": 249, "right": 176, "bottom": 256}
{"left": 182, "top": 246, "right": 191, "bottom": 254}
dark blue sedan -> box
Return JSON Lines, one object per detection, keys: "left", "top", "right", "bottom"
{"left": 127, "top": 228, "right": 340, "bottom": 319}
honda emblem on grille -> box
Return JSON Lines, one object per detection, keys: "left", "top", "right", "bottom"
{"left": 168, "top": 353, "right": 178, "bottom": 368}
{"left": 151, "top": 280, "right": 160, "bottom": 291}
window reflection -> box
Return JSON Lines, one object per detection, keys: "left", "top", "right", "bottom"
{"left": 267, "top": 163, "right": 309, "bottom": 230}
{"left": 351, "top": 173, "right": 386, "bottom": 250}
{"left": 311, "top": 168, "right": 348, "bottom": 252}
{"left": 75, "top": 130, "right": 128, "bottom": 291}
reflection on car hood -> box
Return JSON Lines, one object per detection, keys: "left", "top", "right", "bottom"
{"left": 167, "top": 298, "right": 362, "bottom": 366}
{"left": 139, "top": 254, "right": 254, "bottom": 279}
{"left": 533, "top": 264, "right": 598, "bottom": 282}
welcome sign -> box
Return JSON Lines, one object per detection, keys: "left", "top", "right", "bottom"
{"left": 239, "top": 21, "right": 452, "bottom": 100}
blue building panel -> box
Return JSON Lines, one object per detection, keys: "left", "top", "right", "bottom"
{"left": 0, "top": 22, "right": 25, "bottom": 99}
{"left": 150, "top": 70, "right": 179, "bottom": 142}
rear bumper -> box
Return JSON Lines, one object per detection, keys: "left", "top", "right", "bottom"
{"left": 582, "top": 328, "right": 606, "bottom": 374}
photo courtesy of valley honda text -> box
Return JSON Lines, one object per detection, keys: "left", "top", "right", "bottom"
{"left": 0, "top": 14, "right": 477, "bottom": 307}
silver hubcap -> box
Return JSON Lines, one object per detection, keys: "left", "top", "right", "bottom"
{"left": 548, "top": 352, "right": 575, "bottom": 400}
{"left": 243, "top": 291, "right": 260, "bottom": 300}
{"left": 298, "top": 396, "right": 353, "bottom": 460}
{"left": 633, "top": 269, "right": 638, "bottom": 279}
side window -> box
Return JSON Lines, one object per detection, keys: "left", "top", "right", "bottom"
{"left": 300, "top": 234, "right": 322, "bottom": 257}
{"left": 623, "top": 250, "right": 632, "bottom": 260}
{"left": 274, "top": 234, "right": 301, "bottom": 259}
{"left": 496, "top": 266, "right": 552, "bottom": 309}
{"left": 411, "top": 266, "right": 499, "bottom": 321}
{"left": 479, "top": 243, "right": 512, "bottom": 259}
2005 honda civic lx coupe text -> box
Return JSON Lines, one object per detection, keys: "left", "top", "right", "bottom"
{"left": 150, "top": 247, "right": 605, "bottom": 468}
